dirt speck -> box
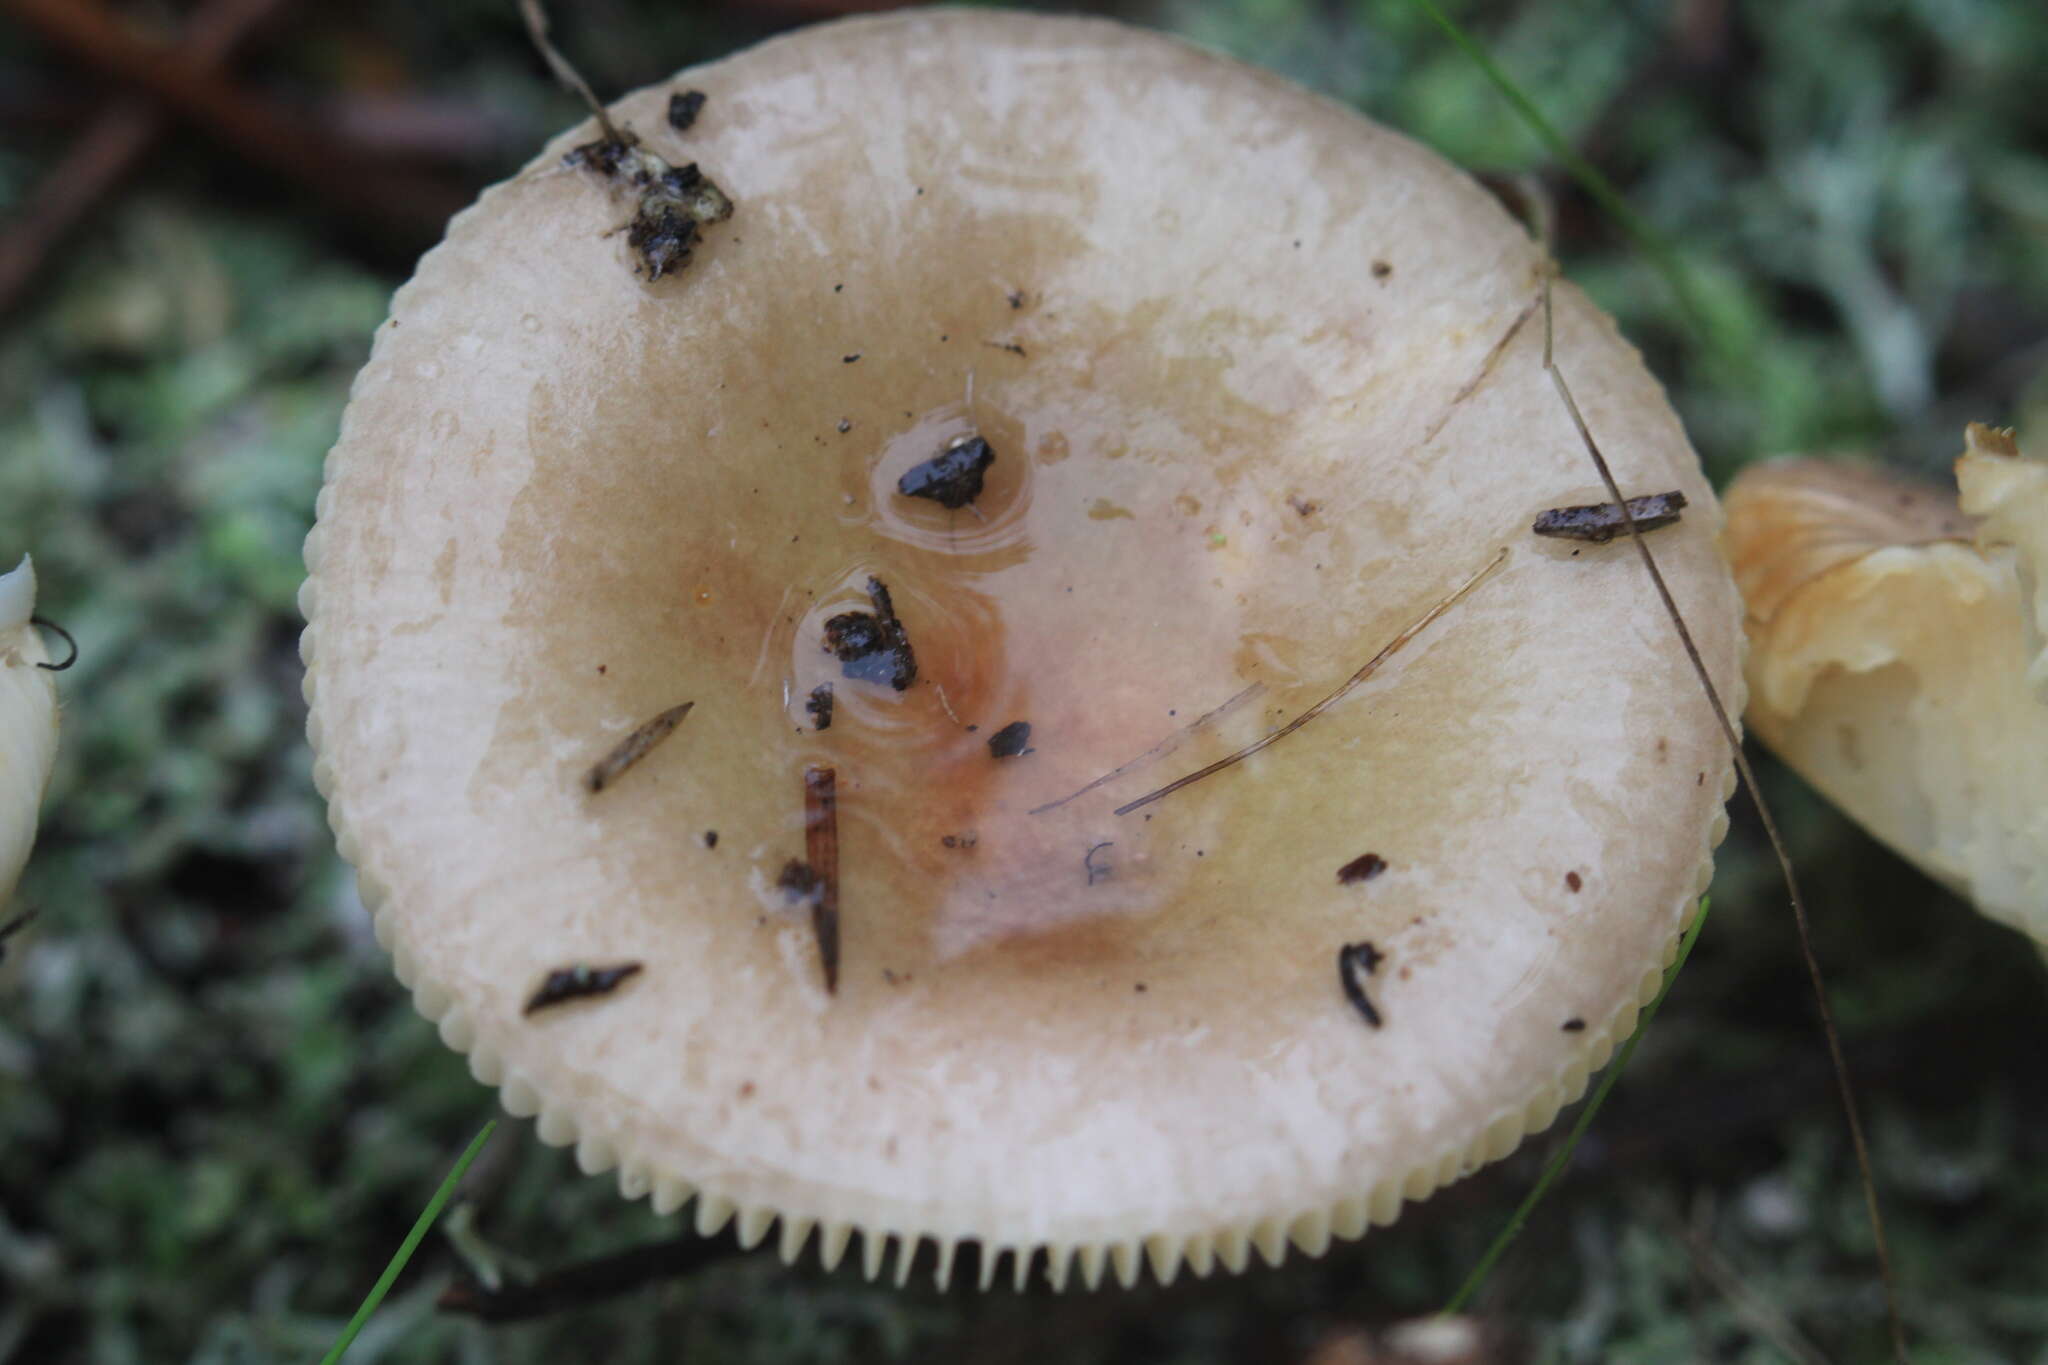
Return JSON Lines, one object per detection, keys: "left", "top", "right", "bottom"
{"left": 1338, "top": 852, "right": 1388, "bottom": 885}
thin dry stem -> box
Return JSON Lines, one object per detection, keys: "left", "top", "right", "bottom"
{"left": 1537, "top": 263, "right": 1906, "bottom": 1362}
{"left": 1114, "top": 548, "right": 1507, "bottom": 817}
{"left": 1029, "top": 681, "right": 1264, "bottom": 815}
{"left": 518, "top": 0, "right": 623, "bottom": 143}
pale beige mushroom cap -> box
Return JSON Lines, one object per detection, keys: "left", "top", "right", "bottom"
{"left": 0, "top": 555, "right": 58, "bottom": 912}
{"left": 1727, "top": 425, "right": 2048, "bottom": 947}
{"left": 302, "top": 11, "right": 1740, "bottom": 1288}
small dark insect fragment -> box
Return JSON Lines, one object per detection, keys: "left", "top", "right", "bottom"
{"left": 1084, "top": 841, "right": 1114, "bottom": 886}
{"left": 1532, "top": 490, "right": 1687, "bottom": 544}
{"left": 806, "top": 683, "right": 835, "bottom": 731}
{"left": 524, "top": 961, "right": 643, "bottom": 1015}
{"left": 1337, "top": 941, "right": 1384, "bottom": 1028}
{"left": 29, "top": 615, "right": 77, "bottom": 671}
{"left": 822, "top": 577, "right": 916, "bottom": 690}
{"left": 897, "top": 435, "right": 995, "bottom": 510}
{"left": 667, "top": 89, "right": 707, "bottom": 131}
{"left": 703, "top": 830, "right": 718, "bottom": 849}
{"left": 0, "top": 908, "right": 38, "bottom": 965}
{"left": 1371, "top": 260, "right": 1392, "bottom": 279}
{"left": 585, "top": 700, "right": 694, "bottom": 792}
{"left": 987, "top": 721, "right": 1032, "bottom": 759}
{"left": 1565, "top": 870, "right": 1582, "bottom": 892}
{"left": 1562, "top": 1017, "right": 1586, "bottom": 1032}
{"left": 1337, "top": 852, "right": 1388, "bottom": 885}
{"left": 777, "top": 859, "right": 820, "bottom": 901}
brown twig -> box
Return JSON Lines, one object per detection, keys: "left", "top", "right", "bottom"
{"left": 0, "top": 0, "right": 287, "bottom": 315}
{"left": 803, "top": 766, "right": 840, "bottom": 993}
{"left": 1, "top": 0, "right": 464, "bottom": 239}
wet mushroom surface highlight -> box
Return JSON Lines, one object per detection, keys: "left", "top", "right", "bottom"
{"left": 301, "top": 11, "right": 1742, "bottom": 1289}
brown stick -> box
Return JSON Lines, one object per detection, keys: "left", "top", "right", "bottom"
{"left": 0, "top": 0, "right": 287, "bottom": 315}
{"left": 1, "top": 0, "right": 463, "bottom": 237}
{"left": 803, "top": 766, "right": 840, "bottom": 994}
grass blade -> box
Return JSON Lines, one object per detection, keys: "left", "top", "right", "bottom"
{"left": 321, "top": 1119, "right": 498, "bottom": 1365}
{"left": 1405, "top": 0, "right": 1731, "bottom": 371}
{"left": 1443, "top": 898, "right": 1711, "bottom": 1314}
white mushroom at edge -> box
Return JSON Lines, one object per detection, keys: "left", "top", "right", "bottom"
{"left": 1, "top": 555, "right": 59, "bottom": 914}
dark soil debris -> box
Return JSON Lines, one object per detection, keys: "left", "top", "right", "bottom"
{"left": 524, "top": 961, "right": 643, "bottom": 1016}
{"left": 667, "top": 89, "right": 707, "bottom": 131}
{"left": 897, "top": 435, "right": 995, "bottom": 510}
{"left": 566, "top": 133, "right": 732, "bottom": 281}
{"left": 987, "top": 720, "right": 1033, "bottom": 758}
{"left": 806, "top": 683, "right": 834, "bottom": 731}
{"left": 822, "top": 577, "right": 916, "bottom": 690}
{"left": 777, "top": 858, "right": 820, "bottom": 902}
{"left": 1532, "top": 490, "right": 1688, "bottom": 544}
{"left": 1338, "top": 852, "right": 1388, "bottom": 885}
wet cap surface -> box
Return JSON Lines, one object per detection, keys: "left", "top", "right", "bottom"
{"left": 302, "top": 11, "right": 1741, "bottom": 1289}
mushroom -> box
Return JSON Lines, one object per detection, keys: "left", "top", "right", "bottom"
{"left": 301, "top": 11, "right": 1742, "bottom": 1287}
{"left": 1, "top": 555, "right": 59, "bottom": 913}
{"left": 1726, "top": 424, "right": 2048, "bottom": 949}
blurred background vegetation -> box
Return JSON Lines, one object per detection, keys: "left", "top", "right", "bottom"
{"left": 2, "top": 0, "right": 2045, "bottom": 1361}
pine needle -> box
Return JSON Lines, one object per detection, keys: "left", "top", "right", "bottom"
{"left": 321, "top": 1119, "right": 499, "bottom": 1365}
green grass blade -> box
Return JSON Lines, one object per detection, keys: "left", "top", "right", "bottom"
{"left": 1406, "top": 0, "right": 1728, "bottom": 364}
{"left": 1442, "top": 898, "right": 1711, "bottom": 1315}
{"left": 321, "top": 1119, "right": 499, "bottom": 1365}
